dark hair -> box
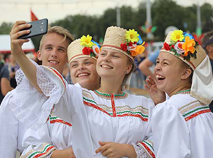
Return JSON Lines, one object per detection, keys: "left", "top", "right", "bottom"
{"left": 202, "top": 31, "right": 213, "bottom": 51}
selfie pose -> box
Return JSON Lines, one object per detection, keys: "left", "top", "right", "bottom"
{"left": 0, "top": 21, "right": 74, "bottom": 158}
{"left": 10, "top": 25, "right": 165, "bottom": 157}
{"left": 21, "top": 36, "right": 100, "bottom": 158}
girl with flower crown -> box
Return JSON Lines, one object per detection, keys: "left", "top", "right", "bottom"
{"left": 10, "top": 26, "right": 164, "bottom": 157}
{"left": 146, "top": 30, "right": 213, "bottom": 158}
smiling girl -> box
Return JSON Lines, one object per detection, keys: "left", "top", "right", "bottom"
{"left": 150, "top": 30, "right": 213, "bottom": 158}
{"left": 10, "top": 26, "right": 165, "bottom": 157}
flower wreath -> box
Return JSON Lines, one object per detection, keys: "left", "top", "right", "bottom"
{"left": 120, "top": 29, "right": 145, "bottom": 57}
{"left": 80, "top": 35, "right": 100, "bottom": 58}
{"left": 163, "top": 30, "right": 198, "bottom": 61}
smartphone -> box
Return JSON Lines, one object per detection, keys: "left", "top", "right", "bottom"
{"left": 18, "top": 18, "right": 48, "bottom": 39}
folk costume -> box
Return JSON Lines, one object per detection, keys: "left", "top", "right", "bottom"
{"left": 151, "top": 30, "right": 213, "bottom": 158}
{"left": 10, "top": 27, "right": 155, "bottom": 158}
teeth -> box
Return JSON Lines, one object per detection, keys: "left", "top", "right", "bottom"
{"left": 102, "top": 65, "right": 112, "bottom": 69}
{"left": 156, "top": 74, "right": 164, "bottom": 79}
{"left": 49, "top": 61, "right": 59, "bottom": 64}
{"left": 78, "top": 73, "right": 89, "bottom": 77}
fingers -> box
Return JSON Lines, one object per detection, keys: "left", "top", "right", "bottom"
{"left": 146, "top": 76, "right": 156, "bottom": 88}
{"left": 10, "top": 21, "right": 31, "bottom": 40}
{"left": 95, "top": 146, "right": 106, "bottom": 153}
{"left": 144, "top": 84, "right": 149, "bottom": 91}
{"left": 95, "top": 141, "right": 109, "bottom": 153}
{"left": 147, "top": 76, "right": 155, "bottom": 84}
{"left": 99, "top": 141, "right": 108, "bottom": 146}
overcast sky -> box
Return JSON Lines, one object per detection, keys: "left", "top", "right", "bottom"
{"left": 0, "top": 0, "right": 212, "bottom": 25}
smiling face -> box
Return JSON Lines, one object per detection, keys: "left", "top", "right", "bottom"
{"left": 38, "top": 33, "right": 69, "bottom": 74}
{"left": 96, "top": 48, "right": 132, "bottom": 85}
{"left": 70, "top": 57, "right": 100, "bottom": 90}
{"left": 154, "top": 51, "right": 192, "bottom": 96}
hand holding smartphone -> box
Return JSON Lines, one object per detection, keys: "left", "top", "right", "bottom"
{"left": 18, "top": 18, "right": 48, "bottom": 39}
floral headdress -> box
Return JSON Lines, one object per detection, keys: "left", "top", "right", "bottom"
{"left": 80, "top": 35, "right": 100, "bottom": 58}
{"left": 163, "top": 30, "right": 198, "bottom": 61}
{"left": 120, "top": 29, "right": 145, "bottom": 57}
{"left": 67, "top": 35, "right": 100, "bottom": 63}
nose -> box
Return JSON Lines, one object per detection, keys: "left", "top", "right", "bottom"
{"left": 51, "top": 49, "right": 58, "bottom": 58}
{"left": 103, "top": 54, "right": 111, "bottom": 62}
{"left": 78, "top": 63, "right": 86, "bottom": 71}
{"left": 154, "top": 63, "right": 161, "bottom": 72}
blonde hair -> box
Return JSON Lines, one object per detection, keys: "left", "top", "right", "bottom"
{"left": 39, "top": 26, "right": 74, "bottom": 50}
{"left": 122, "top": 57, "right": 135, "bottom": 88}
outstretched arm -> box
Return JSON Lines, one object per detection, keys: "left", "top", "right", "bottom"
{"left": 10, "top": 20, "right": 41, "bottom": 92}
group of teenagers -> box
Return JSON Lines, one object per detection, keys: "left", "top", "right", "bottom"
{"left": 0, "top": 20, "right": 213, "bottom": 158}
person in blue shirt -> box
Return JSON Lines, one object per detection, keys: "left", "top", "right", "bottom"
{"left": 139, "top": 50, "right": 159, "bottom": 79}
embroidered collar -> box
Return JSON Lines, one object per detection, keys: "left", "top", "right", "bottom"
{"left": 94, "top": 90, "right": 128, "bottom": 99}
{"left": 175, "top": 89, "right": 190, "bottom": 95}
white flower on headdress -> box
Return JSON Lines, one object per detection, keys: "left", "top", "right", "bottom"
{"left": 127, "top": 44, "right": 137, "bottom": 51}
{"left": 92, "top": 45, "right": 100, "bottom": 56}
{"left": 174, "top": 42, "right": 185, "bottom": 55}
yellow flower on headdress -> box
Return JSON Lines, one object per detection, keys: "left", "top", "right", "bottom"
{"left": 171, "top": 30, "right": 184, "bottom": 42}
{"left": 126, "top": 29, "right": 139, "bottom": 43}
{"left": 80, "top": 35, "right": 94, "bottom": 47}
{"left": 182, "top": 36, "right": 196, "bottom": 56}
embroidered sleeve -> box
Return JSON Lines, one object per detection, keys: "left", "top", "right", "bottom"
{"left": 9, "top": 60, "right": 67, "bottom": 130}
{"left": 20, "top": 143, "right": 56, "bottom": 158}
{"left": 133, "top": 139, "right": 155, "bottom": 158}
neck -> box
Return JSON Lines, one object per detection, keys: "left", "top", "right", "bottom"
{"left": 169, "top": 84, "right": 191, "bottom": 97}
{"left": 98, "top": 78, "right": 123, "bottom": 94}
{"left": 86, "top": 83, "right": 100, "bottom": 91}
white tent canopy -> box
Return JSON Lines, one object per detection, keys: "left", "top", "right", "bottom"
{"left": 0, "top": 35, "right": 35, "bottom": 54}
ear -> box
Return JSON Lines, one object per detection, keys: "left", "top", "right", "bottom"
{"left": 37, "top": 50, "right": 42, "bottom": 61}
{"left": 126, "top": 64, "right": 133, "bottom": 74}
{"left": 181, "top": 68, "right": 192, "bottom": 80}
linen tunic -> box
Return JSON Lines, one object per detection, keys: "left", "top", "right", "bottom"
{"left": 151, "top": 93, "right": 213, "bottom": 158}
{"left": 20, "top": 114, "right": 72, "bottom": 158}
{"left": 10, "top": 63, "right": 155, "bottom": 158}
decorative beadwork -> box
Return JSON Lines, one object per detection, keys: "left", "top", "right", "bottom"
{"left": 94, "top": 90, "right": 127, "bottom": 99}
{"left": 175, "top": 89, "right": 190, "bottom": 95}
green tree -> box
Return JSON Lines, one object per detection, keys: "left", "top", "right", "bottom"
{"left": 152, "top": 0, "right": 185, "bottom": 40}
{"left": 0, "top": 22, "right": 13, "bottom": 34}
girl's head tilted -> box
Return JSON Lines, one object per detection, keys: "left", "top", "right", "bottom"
{"left": 67, "top": 35, "right": 100, "bottom": 90}
{"left": 156, "top": 30, "right": 213, "bottom": 104}
{"left": 98, "top": 26, "right": 145, "bottom": 89}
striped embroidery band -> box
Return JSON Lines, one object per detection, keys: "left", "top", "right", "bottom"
{"left": 179, "top": 100, "right": 211, "bottom": 121}
{"left": 138, "top": 140, "right": 155, "bottom": 158}
{"left": 83, "top": 96, "right": 149, "bottom": 121}
{"left": 21, "top": 143, "right": 56, "bottom": 158}
{"left": 49, "top": 116, "right": 72, "bottom": 126}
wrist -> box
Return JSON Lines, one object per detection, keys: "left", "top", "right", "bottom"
{"left": 124, "top": 144, "right": 137, "bottom": 158}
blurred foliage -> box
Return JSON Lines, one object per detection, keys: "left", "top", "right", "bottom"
{"left": 0, "top": 0, "right": 212, "bottom": 50}
{"left": 0, "top": 22, "right": 13, "bottom": 34}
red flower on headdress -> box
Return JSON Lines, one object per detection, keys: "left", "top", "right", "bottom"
{"left": 164, "top": 42, "right": 170, "bottom": 51}
{"left": 128, "top": 42, "right": 133, "bottom": 46}
{"left": 82, "top": 47, "right": 92, "bottom": 55}
{"left": 120, "top": 43, "right": 127, "bottom": 51}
